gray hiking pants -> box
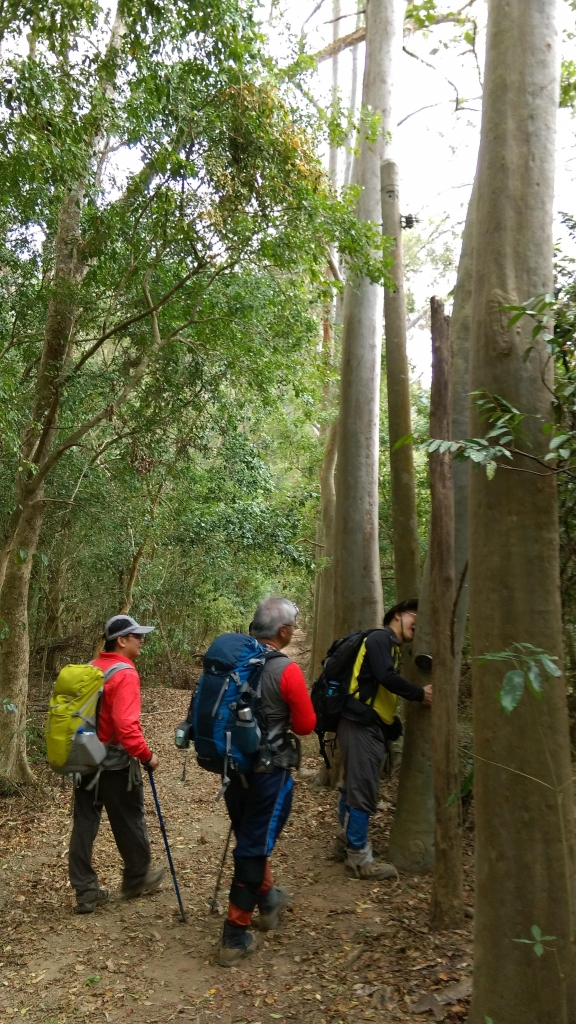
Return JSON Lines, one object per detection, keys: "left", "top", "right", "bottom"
{"left": 68, "top": 766, "right": 151, "bottom": 903}
{"left": 337, "top": 716, "right": 385, "bottom": 816}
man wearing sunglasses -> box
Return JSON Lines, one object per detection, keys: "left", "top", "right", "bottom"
{"left": 68, "top": 614, "right": 165, "bottom": 914}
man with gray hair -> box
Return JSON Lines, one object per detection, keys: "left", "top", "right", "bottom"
{"left": 219, "top": 597, "right": 316, "bottom": 966}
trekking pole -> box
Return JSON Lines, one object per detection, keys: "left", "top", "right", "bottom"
{"left": 146, "top": 769, "right": 187, "bottom": 923}
{"left": 209, "top": 823, "right": 233, "bottom": 913}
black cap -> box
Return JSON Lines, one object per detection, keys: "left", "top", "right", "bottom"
{"left": 383, "top": 598, "right": 419, "bottom": 626}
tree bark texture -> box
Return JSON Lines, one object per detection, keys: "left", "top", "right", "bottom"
{"left": 0, "top": 497, "right": 45, "bottom": 787}
{"left": 333, "top": 0, "right": 402, "bottom": 637}
{"left": 387, "top": 532, "right": 434, "bottom": 873}
{"left": 309, "top": 421, "right": 338, "bottom": 682}
{"left": 450, "top": 182, "right": 476, "bottom": 670}
{"left": 428, "top": 298, "right": 463, "bottom": 931}
{"left": 469, "top": 1, "right": 576, "bottom": 1020}
{"left": 381, "top": 159, "right": 420, "bottom": 604}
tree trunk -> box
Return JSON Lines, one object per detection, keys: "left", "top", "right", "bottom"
{"left": 451, "top": 183, "right": 476, "bottom": 670}
{"left": 333, "top": 0, "right": 402, "bottom": 636}
{"left": 0, "top": 497, "right": 45, "bottom": 788}
{"left": 387, "top": 541, "right": 434, "bottom": 873}
{"left": 309, "top": 421, "right": 338, "bottom": 682}
{"left": 387, "top": 183, "right": 477, "bottom": 873}
{"left": 469, "top": 1, "right": 576, "bottom": 1020}
{"left": 428, "top": 297, "right": 463, "bottom": 931}
{"left": 381, "top": 159, "right": 420, "bottom": 603}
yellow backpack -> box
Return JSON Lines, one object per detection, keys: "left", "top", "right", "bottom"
{"left": 45, "top": 662, "right": 126, "bottom": 775}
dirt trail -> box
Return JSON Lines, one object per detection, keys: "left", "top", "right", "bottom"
{"left": 0, "top": 661, "right": 474, "bottom": 1024}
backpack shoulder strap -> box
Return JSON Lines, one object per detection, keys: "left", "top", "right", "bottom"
{"left": 89, "top": 661, "right": 133, "bottom": 683}
{"left": 264, "top": 649, "right": 289, "bottom": 663}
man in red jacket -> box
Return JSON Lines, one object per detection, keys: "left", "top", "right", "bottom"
{"left": 68, "top": 615, "right": 165, "bottom": 913}
{"left": 219, "top": 597, "right": 316, "bottom": 966}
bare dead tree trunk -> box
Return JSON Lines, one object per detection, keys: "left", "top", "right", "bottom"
{"left": 469, "top": 0, "right": 576, "bottom": 1019}
{"left": 429, "top": 297, "right": 463, "bottom": 931}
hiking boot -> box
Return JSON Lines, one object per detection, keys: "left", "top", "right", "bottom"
{"left": 76, "top": 888, "right": 109, "bottom": 914}
{"left": 122, "top": 866, "right": 165, "bottom": 899}
{"left": 218, "top": 920, "right": 261, "bottom": 967}
{"left": 330, "top": 828, "right": 382, "bottom": 862}
{"left": 256, "top": 886, "right": 290, "bottom": 931}
{"left": 345, "top": 843, "right": 398, "bottom": 881}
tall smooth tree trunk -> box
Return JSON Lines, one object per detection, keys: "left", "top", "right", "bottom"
{"left": 451, "top": 183, "right": 476, "bottom": 669}
{"left": 309, "top": 421, "right": 338, "bottom": 682}
{"left": 381, "top": 159, "right": 420, "bottom": 601}
{"left": 428, "top": 298, "right": 463, "bottom": 930}
{"left": 309, "top": 0, "right": 341, "bottom": 685}
{"left": 333, "top": 0, "right": 402, "bottom": 636}
{"left": 469, "top": 1, "right": 576, "bottom": 1020}
{"left": 387, "top": 178, "right": 477, "bottom": 874}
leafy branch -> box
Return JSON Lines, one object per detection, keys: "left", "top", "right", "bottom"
{"left": 478, "top": 643, "right": 562, "bottom": 713}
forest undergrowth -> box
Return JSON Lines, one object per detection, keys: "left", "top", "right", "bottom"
{"left": 0, "top": 641, "right": 475, "bottom": 1024}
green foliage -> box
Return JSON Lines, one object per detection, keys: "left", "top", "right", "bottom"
{"left": 478, "top": 644, "right": 562, "bottom": 713}
{"left": 0, "top": 0, "right": 384, "bottom": 675}
{"left": 560, "top": 59, "right": 576, "bottom": 109}
{"left": 514, "top": 924, "right": 556, "bottom": 958}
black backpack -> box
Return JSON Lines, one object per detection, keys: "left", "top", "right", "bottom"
{"left": 311, "top": 629, "right": 378, "bottom": 767}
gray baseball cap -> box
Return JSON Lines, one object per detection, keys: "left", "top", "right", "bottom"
{"left": 104, "top": 614, "right": 155, "bottom": 641}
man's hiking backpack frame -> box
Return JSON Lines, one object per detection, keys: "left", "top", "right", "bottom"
{"left": 175, "top": 633, "right": 294, "bottom": 795}
{"left": 45, "top": 662, "right": 126, "bottom": 776}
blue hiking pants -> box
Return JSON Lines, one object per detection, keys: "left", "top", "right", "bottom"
{"left": 224, "top": 768, "right": 294, "bottom": 915}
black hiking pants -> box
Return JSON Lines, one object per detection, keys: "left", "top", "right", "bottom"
{"left": 68, "top": 767, "right": 151, "bottom": 904}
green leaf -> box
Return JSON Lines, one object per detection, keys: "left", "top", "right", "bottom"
{"left": 427, "top": 438, "right": 442, "bottom": 453}
{"left": 485, "top": 1018, "right": 494, "bottom": 1024}
{"left": 500, "top": 670, "right": 525, "bottom": 713}
{"left": 393, "top": 433, "right": 413, "bottom": 451}
{"left": 507, "top": 310, "right": 526, "bottom": 327}
{"left": 2, "top": 700, "right": 18, "bottom": 714}
{"left": 486, "top": 460, "right": 497, "bottom": 480}
{"left": 522, "top": 346, "right": 534, "bottom": 362}
{"left": 527, "top": 663, "right": 543, "bottom": 698}
{"left": 539, "top": 655, "right": 562, "bottom": 678}
{"left": 550, "top": 434, "right": 570, "bottom": 449}
{"left": 13, "top": 548, "right": 28, "bottom": 564}
{"left": 531, "top": 925, "right": 542, "bottom": 941}
{"left": 533, "top": 943, "right": 544, "bottom": 956}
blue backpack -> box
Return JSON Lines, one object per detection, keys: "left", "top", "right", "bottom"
{"left": 181, "top": 634, "right": 283, "bottom": 792}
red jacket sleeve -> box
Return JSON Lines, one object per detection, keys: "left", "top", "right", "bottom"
{"left": 105, "top": 668, "right": 151, "bottom": 762}
{"left": 279, "top": 662, "right": 316, "bottom": 735}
